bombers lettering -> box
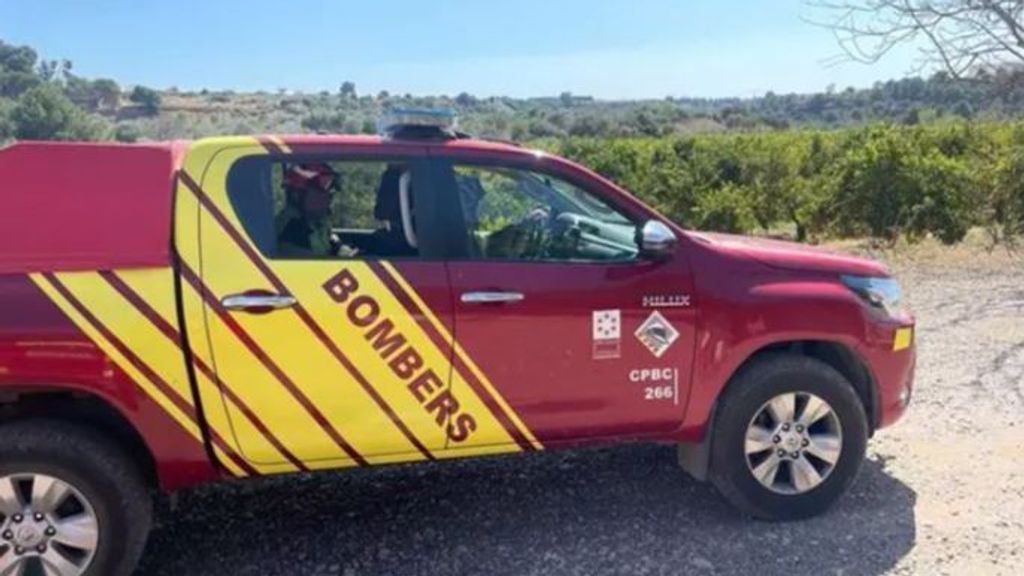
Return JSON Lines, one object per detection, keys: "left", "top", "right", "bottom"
{"left": 323, "top": 269, "right": 477, "bottom": 443}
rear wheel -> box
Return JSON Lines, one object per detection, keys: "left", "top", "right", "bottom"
{"left": 710, "top": 354, "right": 868, "bottom": 520}
{"left": 0, "top": 420, "right": 152, "bottom": 576}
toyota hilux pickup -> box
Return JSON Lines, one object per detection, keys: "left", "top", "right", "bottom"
{"left": 0, "top": 112, "right": 915, "bottom": 575}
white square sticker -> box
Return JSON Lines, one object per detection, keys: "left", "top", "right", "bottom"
{"left": 593, "top": 309, "right": 621, "bottom": 340}
{"left": 592, "top": 309, "right": 621, "bottom": 360}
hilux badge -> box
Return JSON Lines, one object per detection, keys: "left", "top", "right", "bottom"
{"left": 642, "top": 294, "right": 690, "bottom": 308}
{"left": 635, "top": 311, "right": 680, "bottom": 358}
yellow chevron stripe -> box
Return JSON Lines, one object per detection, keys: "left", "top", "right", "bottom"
{"left": 212, "top": 446, "right": 248, "bottom": 477}
{"left": 268, "top": 136, "right": 291, "bottom": 153}
{"left": 115, "top": 270, "right": 296, "bottom": 474}
{"left": 29, "top": 273, "right": 204, "bottom": 445}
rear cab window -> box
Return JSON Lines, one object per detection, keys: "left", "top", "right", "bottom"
{"left": 226, "top": 154, "right": 451, "bottom": 260}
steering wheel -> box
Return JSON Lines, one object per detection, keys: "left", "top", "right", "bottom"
{"left": 546, "top": 212, "right": 587, "bottom": 259}
{"left": 487, "top": 207, "right": 583, "bottom": 260}
{"left": 518, "top": 207, "right": 554, "bottom": 258}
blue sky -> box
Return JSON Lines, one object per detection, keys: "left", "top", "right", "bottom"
{"left": 0, "top": 0, "right": 923, "bottom": 99}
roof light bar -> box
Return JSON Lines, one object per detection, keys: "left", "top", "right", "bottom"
{"left": 379, "top": 107, "right": 458, "bottom": 139}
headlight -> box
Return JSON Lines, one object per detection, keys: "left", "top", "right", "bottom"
{"left": 841, "top": 275, "right": 907, "bottom": 319}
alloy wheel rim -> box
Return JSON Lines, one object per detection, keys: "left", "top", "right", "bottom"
{"left": 0, "top": 473, "right": 99, "bottom": 576}
{"left": 744, "top": 391, "right": 843, "bottom": 495}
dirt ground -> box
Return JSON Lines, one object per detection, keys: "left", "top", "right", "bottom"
{"left": 138, "top": 242, "right": 1024, "bottom": 576}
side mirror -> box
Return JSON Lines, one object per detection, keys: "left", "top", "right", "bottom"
{"left": 639, "top": 220, "right": 677, "bottom": 258}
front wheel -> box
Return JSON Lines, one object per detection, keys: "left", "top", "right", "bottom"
{"left": 710, "top": 354, "right": 868, "bottom": 520}
{"left": 0, "top": 420, "right": 152, "bottom": 576}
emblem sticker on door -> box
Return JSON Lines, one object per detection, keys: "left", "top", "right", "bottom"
{"left": 592, "top": 309, "right": 621, "bottom": 360}
{"left": 635, "top": 311, "right": 679, "bottom": 358}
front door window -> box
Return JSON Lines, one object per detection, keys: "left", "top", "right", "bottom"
{"left": 453, "top": 166, "right": 640, "bottom": 262}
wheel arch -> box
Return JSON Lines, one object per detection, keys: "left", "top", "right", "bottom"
{"left": 678, "top": 339, "right": 877, "bottom": 481}
{"left": 0, "top": 386, "right": 159, "bottom": 489}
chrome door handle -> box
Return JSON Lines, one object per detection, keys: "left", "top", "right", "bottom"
{"left": 221, "top": 293, "right": 297, "bottom": 312}
{"left": 460, "top": 291, "right": 525, "bottom": 304}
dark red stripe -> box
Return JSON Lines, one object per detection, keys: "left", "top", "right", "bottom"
{"left": 210, "top": 435, "right": 259, "bottom": 477}
{"left": 180, "top": 171, "right": 434, "bottom": 461}
{"left": 178, "top": 261, "right": 369, "bottom": 466}
{"left": 367, "top": 261, "right": 453, "bottom": 357}
{"left": 42, "top": 273, "right": 258, "bottom": 476}
{"left": 367, "top": 262, "right": 538, "bottom": 452}
{"left": 98, "top": 271, "right": 309, "bottom": 472}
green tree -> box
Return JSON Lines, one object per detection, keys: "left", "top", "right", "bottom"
{"left": 0, "top": 98, "right": 15, "bottom": 141}
{"left": 301, "top": 110, "right": 347, "bottom": 133}
{"left": 992, "top": 125, "right": 1024, "bottom": 238}
{"left": 36, "top": 59, "right": 71, "bottom": 83}
{"left": 91, "top": 78, "right": 121, "bottom": 110}
{"left": 0, "top": 41, "right": 37, "bottom": 74}
{"left": 568, "top": 115, "right": 610, "bottom": 137}
{"left": 826, "top": 125, "right": 977, "bottom": 243}
{"left": 129, "top": 85, "right": 161, "bottom": 115}
{"left": 11, "top": 83, "right": 108, "bottom": 140}
{"left": 66, "top": 76, "right": 120, "bottom": 111}
{"left": 0, "top": 40, "right": 42, "bottom": 98}
{"left": 694, "top": 183, "right": 757, "bottom": 233}
{"left": 114, "top": 122, "right": 141, "bottom": 143}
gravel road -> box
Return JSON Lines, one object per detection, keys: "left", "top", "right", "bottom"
{"left": 137, "top": 247, "right": 1024, "bottom": 576}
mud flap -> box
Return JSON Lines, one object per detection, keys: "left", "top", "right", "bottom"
{"left": 677, "top": 436, "right": 712, "bottom": 482}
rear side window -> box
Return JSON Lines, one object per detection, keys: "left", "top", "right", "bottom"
{"left": 227, "top": 157, "right": 429, "bottom": 260}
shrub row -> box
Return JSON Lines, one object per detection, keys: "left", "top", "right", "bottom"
{"left": 540, "top": 121, "right": 1024, "bottom": 243}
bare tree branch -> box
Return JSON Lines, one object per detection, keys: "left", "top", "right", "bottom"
{"left": 804, "top": 0, "right": 1024, "bottom": 79}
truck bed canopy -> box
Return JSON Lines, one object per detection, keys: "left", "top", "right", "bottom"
{"left": 0, "top": 141, "right": 181, "bottom": 274}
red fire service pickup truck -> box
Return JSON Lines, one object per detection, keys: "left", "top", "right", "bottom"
{"left": 0, "top": 110, "right": 915, "bottom": 575}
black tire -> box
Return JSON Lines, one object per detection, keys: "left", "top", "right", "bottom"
{"left": 0, "top": 419, "right": 152, "bottom": 575}
{"left": 709, "top": 354, "right": 868, "bottom": 520}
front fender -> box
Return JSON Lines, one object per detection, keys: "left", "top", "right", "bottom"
{"left": 679, "top": 251, "right": 870, "bottom": 439}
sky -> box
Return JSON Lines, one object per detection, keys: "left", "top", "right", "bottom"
{"left": 0, "top": 0, "right": 925, "bottom": 99}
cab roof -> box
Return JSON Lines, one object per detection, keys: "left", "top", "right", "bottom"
{"left": 244, "top": 133, "right": 538, "bottom": 157}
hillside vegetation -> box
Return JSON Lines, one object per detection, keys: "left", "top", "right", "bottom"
{"left": 2, "top": 38, "right": 1023, "bottom": 243}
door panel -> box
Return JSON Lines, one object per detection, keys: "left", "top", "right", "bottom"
{"left": 435, "top": 158, "right": 697, "bottom": 448}
{"left": 373, "top": 261, "right": 540, "bottom": 458}
{"left": 178, "top": 139, "right": 462, "bottom": 470}
{"left": 448, "top": 260, "right": 696, "bottom": 446}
